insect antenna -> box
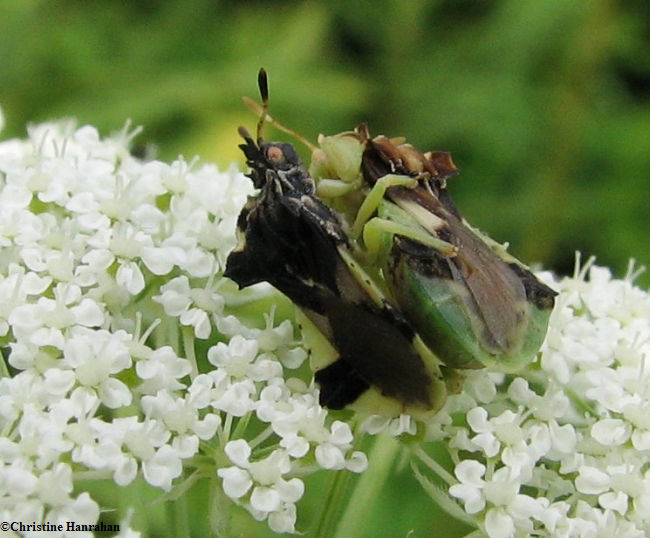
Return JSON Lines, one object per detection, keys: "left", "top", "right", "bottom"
{"left": 255, "top": 68, "right": 269, "bottom": 145}
{"left": 245, "top": 68, "right": 317, "bottom": 152}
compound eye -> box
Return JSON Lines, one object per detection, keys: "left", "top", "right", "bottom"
{"left": 265, "top": 145, "right": 285, "bottom": 164}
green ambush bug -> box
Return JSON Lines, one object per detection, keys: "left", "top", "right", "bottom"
{"left": 225, "top": 70, "right": 450, "bottom": 418}
{"left": 308, "top": 125, "right": 557, "bottom": 372}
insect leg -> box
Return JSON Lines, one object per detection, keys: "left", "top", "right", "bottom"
{"left": 352, "top": 174, "right": 417, "bottom": 237}
{"left": 362, "top": 217, "right": 457, "bottom": 262}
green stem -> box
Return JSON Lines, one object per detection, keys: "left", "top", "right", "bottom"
{"left": 219, "top": 414, "right": 233, "bottom": 449}
{"left": 231, "top": 411, "right": 252, "bottom": 440}
{"left": 247, "top": 425, "right": 274, "bottom": 450}
{"left": 333, "top": 433, "right": 400, "bottom": 538}
{"left": 411, "top": 445, "right": 456, "bottom": 486}
{"left": 311, "top": 462, "right": 353, "bottom": 538}
{"left": 171, "top": 485, "right": 191, "bottom": 538}
{"left": 182, "top": 326, "right": 198, "bottom": 378}
{"left": 210, "top": 476, "right": 233, "bottom": 538}
{"left": 0, "top": 348, "right": 10, "bottom": 378}
{"left": 564, "top": 385, "right": 599, "bottom": 419}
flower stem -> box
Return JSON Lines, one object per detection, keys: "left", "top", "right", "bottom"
{"left": 412, "top": 445, "right": 456, "bottom": 486}
{"left": 0, "top": 350, "right": 9, "bottom": 378}
{"left": 182, "top": 326, "right": 198, "bottom": 378}
{"left": 171, "top": 485, "right": 191, "bottom": 538}
{"left": 311, "top": 461, "right": 352, "bottom": 538}
{"left": 332, "top": 433, "right": 400, "bottom": 538}
{"left": 210, "top": 476, "right": 233, "bottom": 537}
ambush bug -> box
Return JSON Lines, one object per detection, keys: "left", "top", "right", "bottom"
{"left": 226, "top": 70, "right": 556, "bottom": 416}
{"left": 226, "top": 70, "right": 451, "bottom": 417}
{"left": 309, "top": 126, "right": 557, "bottom": 372}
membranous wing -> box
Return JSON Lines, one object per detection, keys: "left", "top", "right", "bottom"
{"left": 359, "top": 130, "right": 557, "bottom": 371}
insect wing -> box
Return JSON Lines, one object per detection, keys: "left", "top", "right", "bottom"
{"left": 387, "top": 191, "right": 555, "bottom": 370}
{"left": 358, "top": 134, "right": 556, "bottom": 371}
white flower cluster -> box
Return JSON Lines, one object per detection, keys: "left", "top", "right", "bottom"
{"left": 417, "top": 259, "right": 650, "bottom": 538}
{"left": 0, "top": 120, "right": 366, "bottom": 535}
{"left": 211, "top": 314, "right": 367, "bottom": 532}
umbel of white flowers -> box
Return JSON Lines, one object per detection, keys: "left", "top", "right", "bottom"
{"left": 418, "top": 253, "right": 650, "bottom": 538}
{"left": 0, "top": 112, "right": 649, "bottom": 537}
{"left": 0, "top": 115, "right": 366, "bottom": 535}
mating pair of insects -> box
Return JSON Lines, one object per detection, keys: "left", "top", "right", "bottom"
{"left": 225, "top": 70, "right": 556, "bottom": 418}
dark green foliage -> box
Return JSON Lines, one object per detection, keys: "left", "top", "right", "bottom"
{"left": 2, "top": 0, "right": 648, "bottom": 286}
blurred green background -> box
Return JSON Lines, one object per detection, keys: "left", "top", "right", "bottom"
{"left": 1, "top": 0, "right": 649, "bottom": 535}
{"left": 1, "top": 0, "right": 649, "bottom": 287}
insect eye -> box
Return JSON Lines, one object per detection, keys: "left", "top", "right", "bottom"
{"left": 266, "top": 145, "right": 285, "bottom": 164}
